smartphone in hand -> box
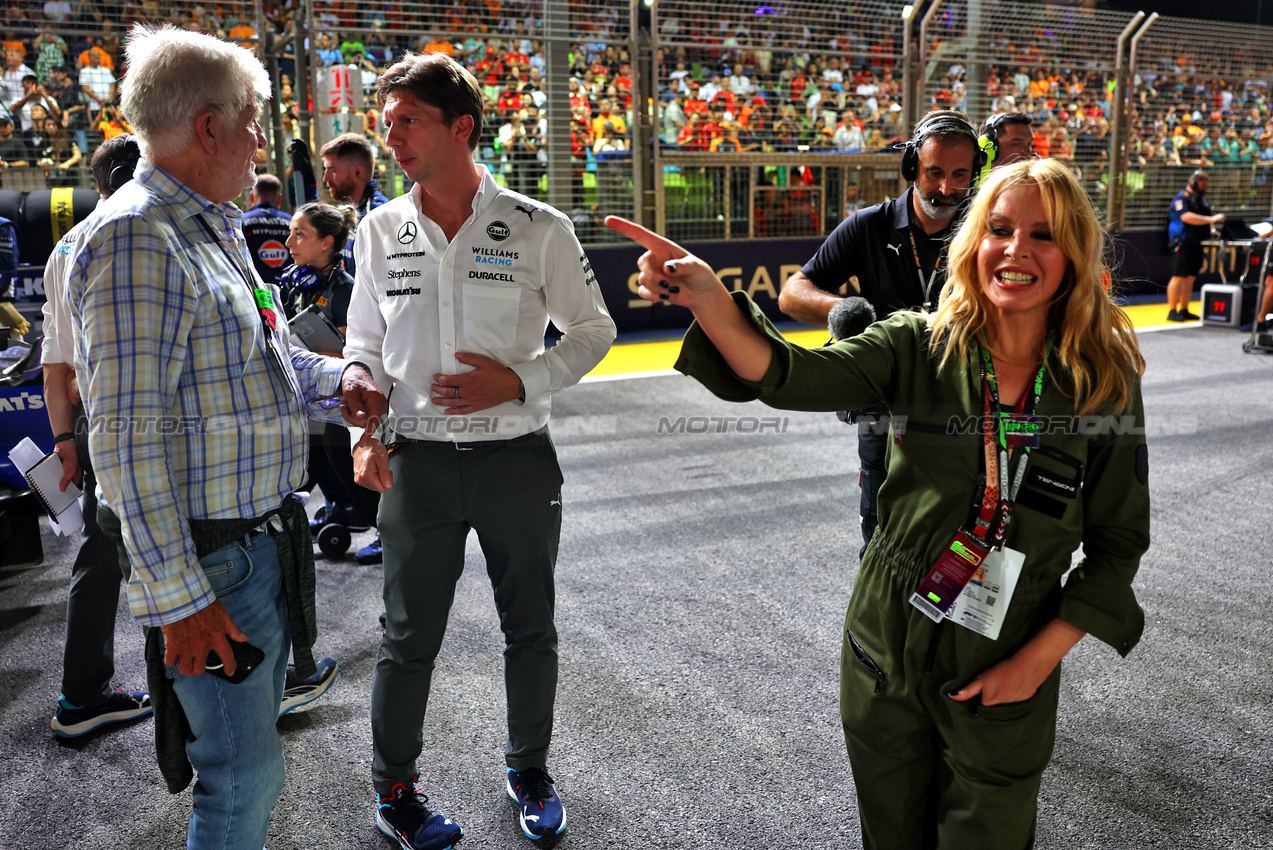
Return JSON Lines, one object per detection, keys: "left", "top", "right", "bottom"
{"left": 204, "top": 640, "right": 266, "bottom": 684}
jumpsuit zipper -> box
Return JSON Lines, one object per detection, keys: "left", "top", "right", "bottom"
{"left": 847, "top": 630, "right": 886, "bottom": 696}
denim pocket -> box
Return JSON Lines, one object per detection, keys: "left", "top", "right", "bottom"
{"left": 198, "top": 539, "right": 255, "bottom": 599}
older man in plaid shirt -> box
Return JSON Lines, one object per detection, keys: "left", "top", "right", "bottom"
{"left": 66, "top": 25, "right": 384, "bottom": 850}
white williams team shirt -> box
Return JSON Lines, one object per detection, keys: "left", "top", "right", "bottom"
{"left": 345, "top": 165, "right": 616, "bottom": 442}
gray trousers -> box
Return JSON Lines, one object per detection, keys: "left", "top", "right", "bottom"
{"left": 371, "top": 429, "right": 563, "bottom": 793}
{"left": 62, "top": 406, "right": 129, "bottom": 706}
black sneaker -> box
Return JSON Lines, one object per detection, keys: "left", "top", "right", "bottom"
{"left": 51, "top": 689, "right": 152, "bottom": 738}
{"left": 1166, "top": 309, "right": 1185, "bottom": 322}
{"left": 1180, "top": 310, "right": 1200, "bottom": 321}
{"left": 278, "top": 656, "right": 339, "bottom": 717}
{"left": 506, "top": 767, "right": 567, "bottom": 839}
{"left": 376, "top": 780, "right": 463, "bottom": 850}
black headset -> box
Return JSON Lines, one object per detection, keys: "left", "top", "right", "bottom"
{"left": 899, "top": 111, "right": 986, "bottom": 182}
{"left": 106, "top": 134, "right": 142, "bottom": 194}
{"left": 1186, "top": 169, "right": 1207, "bottom": 193}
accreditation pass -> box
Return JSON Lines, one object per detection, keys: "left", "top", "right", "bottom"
{"left": 948, "top": 546, "right": 1025, "bottom": 640}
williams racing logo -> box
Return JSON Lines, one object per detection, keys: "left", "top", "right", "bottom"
{"left": 487, "top": 221, "right": 510, "bottom": 242}
{"left": 397, "top": 221, "right": 418, "bottom": 244}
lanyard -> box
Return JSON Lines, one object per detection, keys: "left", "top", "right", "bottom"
{"left": 971, "top": 340, "right": 1051, "bottom": 547}
{"left": 907, "top": 229, "right": 944, "bottom": 311}
{"left": 195, "top": 214, "right": 295, "bottom": 389}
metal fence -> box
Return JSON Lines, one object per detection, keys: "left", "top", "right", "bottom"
{"left": 7, "top": 1, "right": 1273, "bottom": 247}
{"left": 0, "top": 0, "right": 262, "bottom": 193}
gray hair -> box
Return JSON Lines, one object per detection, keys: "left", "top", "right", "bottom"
{"left": 121, "top": 24, "right": 270, "bottom": 160}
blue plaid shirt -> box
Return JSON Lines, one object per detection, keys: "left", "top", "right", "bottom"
{"left": 68, "top": 161, "right": 349, "bottom": 627}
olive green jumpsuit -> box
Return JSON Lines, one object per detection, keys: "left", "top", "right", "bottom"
{"left": 677, "top": 294, "right": 1150, "bottom": 850}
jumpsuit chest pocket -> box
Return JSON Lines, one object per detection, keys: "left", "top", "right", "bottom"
{"left": 462, "top": 284, "right": 521, "bottom": 348}
{"left": 1016, "top": 445, "right": 1084, "bottom": 521}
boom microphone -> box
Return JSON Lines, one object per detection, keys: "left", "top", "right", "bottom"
{"left": 828, "top": 296, "right": 877, "bottom": 341}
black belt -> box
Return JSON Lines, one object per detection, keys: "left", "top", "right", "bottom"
{"left": 388, "top": 426, "right": 547, "bottom": 453}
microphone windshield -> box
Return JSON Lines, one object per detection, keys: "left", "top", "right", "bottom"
{"left": 828, "top": 296, "right": 877, "bottom": 341}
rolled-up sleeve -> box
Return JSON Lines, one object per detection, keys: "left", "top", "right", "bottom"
{"left": 674, "top": 290, "right": 902, "bottom": 411}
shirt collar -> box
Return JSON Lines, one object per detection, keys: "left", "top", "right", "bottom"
{"left": 135, "top": 160, "right": 244, "bottom": 223}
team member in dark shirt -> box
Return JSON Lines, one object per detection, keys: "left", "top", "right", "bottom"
{"left": 778, "top": 110, "right": 982, "bottom": 554}
{"left": 242, "top": 173, "right": 293, "bottom": 289}
{"left": 1165, "top": 170, "right": 1224, "bottom": 322}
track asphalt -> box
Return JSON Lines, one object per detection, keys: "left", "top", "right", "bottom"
{"left": 2, "top": 300, "right": 1271, "bottom": 849}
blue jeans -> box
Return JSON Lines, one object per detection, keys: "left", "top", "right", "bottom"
{"left": 166, "top": 532, "right": 290, "bottom": 850}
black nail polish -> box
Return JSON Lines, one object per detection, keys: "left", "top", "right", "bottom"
{"left": 946, "top": 691, "right": 960, "bottom": 698}
{"left": 658, "top": 280, "right": 669, "bottom": 289}
{"left": 659, "top": 293, "right": 669, "bottom": 300}
{"left": 668, "top": 286, "right": 681, "bottom": 294}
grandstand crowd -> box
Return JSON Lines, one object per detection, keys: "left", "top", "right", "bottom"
{"left": 2, "top": 0, "right": 1273, "bottom": 215}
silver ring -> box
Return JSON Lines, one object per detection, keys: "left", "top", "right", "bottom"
{"left": 453, "top": 387, "right": 460, "bottom": 398}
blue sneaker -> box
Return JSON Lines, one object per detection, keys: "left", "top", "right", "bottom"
{"left": 506, "top": 767, "right": 567, "bottom": 839}
{"left": 356, "top": 536, "right": 383, "bottom": 565}
{"left": 51, "top": 689, "right": 152, "bottom": 738}
{"left": 375, "top": 779, "right": 463, "bottom": 850}
{"left": 278, "top": 656, "right": 338, "bottom": 717}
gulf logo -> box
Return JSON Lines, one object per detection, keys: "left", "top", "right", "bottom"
{"left": 259, "top": 240, "right": 289, "bottom": 267}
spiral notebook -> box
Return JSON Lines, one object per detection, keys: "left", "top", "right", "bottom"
{"left": 7, "top": 437, "right": 84, "bottom": 536}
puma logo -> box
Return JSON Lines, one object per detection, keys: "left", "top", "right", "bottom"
{"left": 886, "top": 243, "right": 901, "bottom": 255}
{"left": 515, "top": 204, "right": 536, "bottom": 221}
{"left": 550, "top": 498, "right": 561, "bottom": 507}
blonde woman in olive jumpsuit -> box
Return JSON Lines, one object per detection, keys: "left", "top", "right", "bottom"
{"left": 607, "top": 158, "right": 1149, "bottom": 850}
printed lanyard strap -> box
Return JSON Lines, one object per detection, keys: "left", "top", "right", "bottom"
{"left": 907, "top": 229, "right": 944, "bottom": 311}
{"left": 195, "top": 214, "right": 291, "bottom": 379}
{"left": 973, "top": 340, "right": 1051, "bottom": 546}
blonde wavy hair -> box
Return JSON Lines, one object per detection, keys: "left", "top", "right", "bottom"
{"left": 928, "top": 158, "right": 1145, "bottom": 415}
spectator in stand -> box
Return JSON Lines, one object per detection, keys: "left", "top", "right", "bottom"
{"left": 11, "top": 73, "right": 61, "bottom": 131}
{"left": 774, "top": 104, "right": 803, "bottom": 151}
{"left": 34, "top": 31, "right": 69, "bottom": 82}
{"left": 78, "top": 48, "right": 115, "bottom": 125}
{"left": 844, "top": 182, "right": 864, "bottom": 215}
{"left": 3, "top": 47, "right": 34, "bottom": 109}
{"left": 45, "top": 64, "right": 83, "bottom": 128}
{"left": 314, "top": 32, "right": 343, "bottom": 66}
{"left": 833, "top": 111, "right": 866, "bottom": 150}
{"left": 97, "top": 101, "right": 131, "bottom": 140}
{"left": 677, "top": 111, "right": 707, "bottom": 150}
{"left": 593, "top": 120, "right": 627, "bottom": 153}
{"left": 590, "top": 97, "right": 626, "bottom": 141}
{"left": 727, "top": 63, "right": 753, "bottom": 97}
{"left": 76, "top": 40, "right": 114, "bottom": 71}
{"left": 423, "top": 34, "right": 454, "bottom": 56}
{"left": 35, "top": 113, "right": 81, "bottom": 181}
{"left": 701, "top": 74, "right": 723, "bottom": 106}
{"left": 0, "top": 114, "right": 30, "bottom": 167}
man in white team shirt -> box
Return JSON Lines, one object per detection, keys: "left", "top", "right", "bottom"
{"left": 42, "top": 133, "right": 154, "bottom": 739}
{"left": 345, "top": 51, "right": 614, "bottom": 850}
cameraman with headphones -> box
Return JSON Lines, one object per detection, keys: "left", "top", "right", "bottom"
{"left": 778, "top": 110, "right": 982, "bottom": 555}
{"left": 977, "top": 111, "right": 1035, "bottom": 183}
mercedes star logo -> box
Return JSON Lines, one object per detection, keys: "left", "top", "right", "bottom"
{"left": 397, "top": 221, "right": 417, "bottom": 244}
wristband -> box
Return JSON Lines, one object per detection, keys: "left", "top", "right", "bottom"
{"left": 53, "top": 431, "right": 74, "bottom": 444}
